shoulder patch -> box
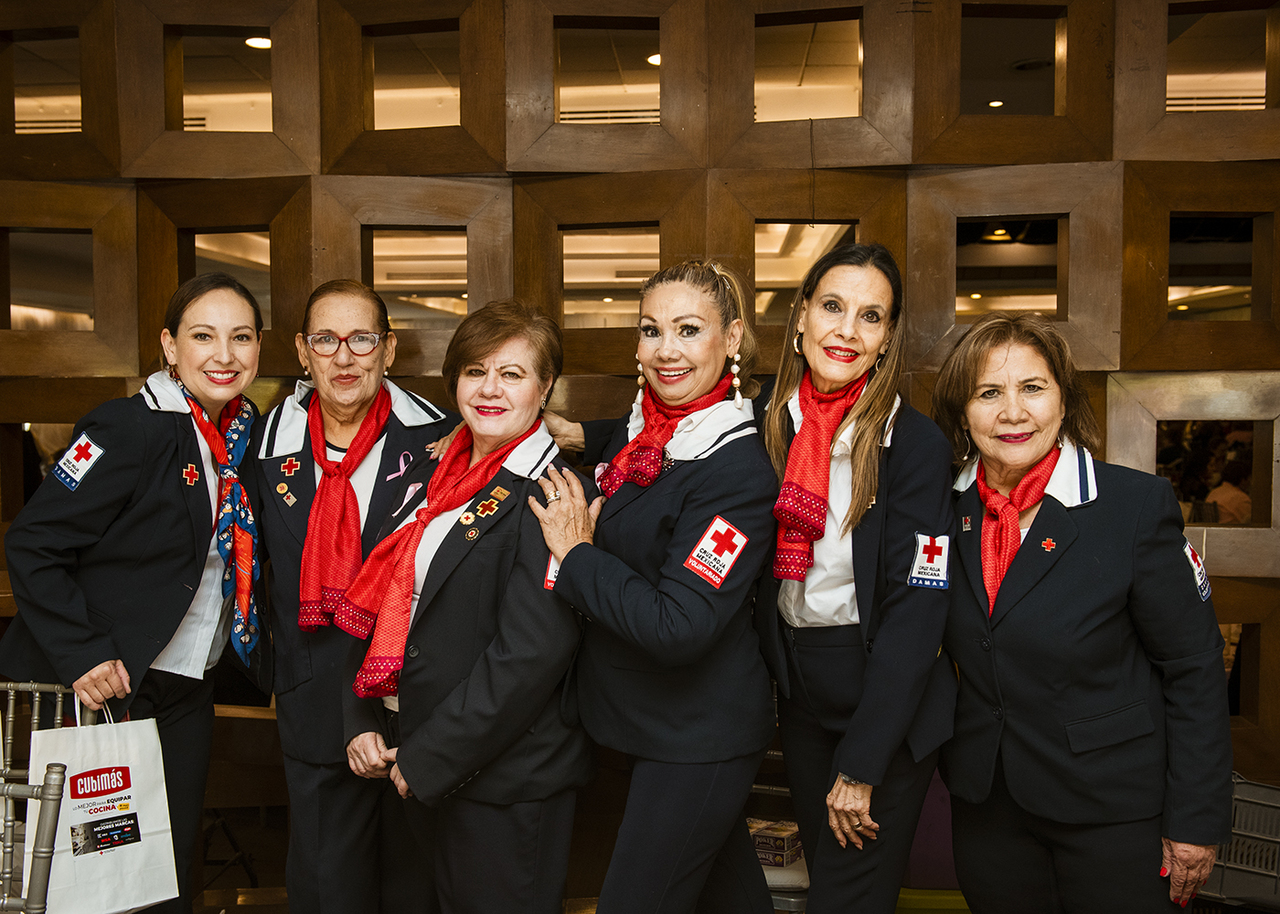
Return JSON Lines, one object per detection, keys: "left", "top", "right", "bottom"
{"left": 908, "top": 533, "right": 950, "bottom": 589}
{"left": 683, "top": 516, "right": 748, "bottom": 590}
{"left": 53, "top": 433, "right": 105, "bottom": 491}
{"left": 1183, "top": 540, "right": 1212, "bottom": 602}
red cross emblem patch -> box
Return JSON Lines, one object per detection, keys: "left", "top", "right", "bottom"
{"left": 475, "top": 498, "right": 500, "bottom": 517}
{"left": 683, "top": 516, "right": 748, "bottom": 589}
{"left": 1041, "top": 538, "right": 1056, "bottom": 552}
{"left": 183, "top": 464, "right": 200, "bottom": 486}
{"left": 280, "top": 457, "right": 301, "bottom": 476}
{"left": 53, "top": 432, "right": 105, "bottom": 491}
{"left": 908, "top": 533, "right": 950, "bottom": 589}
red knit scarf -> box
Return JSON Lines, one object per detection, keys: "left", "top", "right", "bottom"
{"left": 974, "top": 445, "right": 1061, "bottom": 615}
{"left": 335, "top": 421, "right": 541, "bottom": 697}
{"left": 297, "top": 385, "right": 392, "bottom": 630}
{"left": 598, "top": 374, "right": 732, "bottom": 498}
{"left": 772, "top": 371, "right": 869, "bottom": 581}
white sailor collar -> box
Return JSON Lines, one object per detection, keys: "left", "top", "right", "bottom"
{"left": 258, "top": 378, "right": 447, "bottom": 459}
{"left": 502, "top": 422, "right": 560, "bottom": 480}
{"left": 952, "top": 439, "right": 1098, "bottom": 508}
{"left": 139, "top": 370, "right": 194, "bottom": 414}
{"left": 625, "top": 390, "right": 758, "bottom": 462}
{"left": 785, "top": 388, "right": 901, "bottom": 452}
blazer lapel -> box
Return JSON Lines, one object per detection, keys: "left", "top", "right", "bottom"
{"left": 262, "top": 440, "right": 315, "bottom": 550}
{"left": 363, "top": 418, "right": 424, "bottom": 557}
{"left": 177, "top": 416, "right": 214, "bottom": 557}
{"left": 851, "top": 448, "right": 887, "bottom": 629}
{"left": 989, "top": 497, "right": 1078, "bottom": 628}
{"left": 955, "top": 486, "right": 988, "bottom": 614}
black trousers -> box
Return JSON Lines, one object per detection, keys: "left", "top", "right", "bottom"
{"left": 778, "top": 623, "right": 937, "bottom": 914}
{"left": 951, "top": 762, "right": 1179, "bottom": 914}
{"left": 596, "top": 752, "right": 773, "bottom": 914}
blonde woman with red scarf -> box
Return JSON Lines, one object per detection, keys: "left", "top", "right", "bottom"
{"left": 754, "top": 243, "right": 956, "bottom": 914}
{"left": 338, "top": 300, "right": 592, "bottom": 914}
{"left": 932, "top": 313, "right": 1231, "bottom": 914}
{"left": 530, "top": 261, "right": 777, "bottom": 914}
{"left": 251, "top": 280, "right": 453, "bottom": 914}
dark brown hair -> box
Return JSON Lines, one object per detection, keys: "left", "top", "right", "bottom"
{"left": 164, "top": 272, "right": 262, "bottom": 339}
{"left": 932, "top": 312, "right": 1102, "bottom": 464}
{"left": 302, "top": 279, "right": 391, "bottom": 334}
{"left": 638, "top": 260, "right": 759, "bottom": 399}
{"left": 441, "top": 299, "right": 563, "bottom": 405}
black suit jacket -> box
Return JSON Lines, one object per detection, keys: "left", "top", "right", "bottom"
{"left": 343, "top": 446, "right": 594, "bottom": 808}
{"left": 941, "top": 453, "right": 1232, "bottom": 845}
{"left": 252, "top": 386, "right": 455, "bottom": 764}
{"left": 1, "top": 380, "right": 270, "bottom": 708}
{"left": 754, "top": 387, "right": 957, "bottom": 785}
{"left": 554, "top": 405, "right": 777, "bottom": 764}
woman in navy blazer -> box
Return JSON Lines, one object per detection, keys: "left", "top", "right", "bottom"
{"left": 932, "top": 313, "right": 1231, "bottom": 912}
{"left": 753, "top": 243, "right": 955, "bottom": 914}
{"left": 1, "top": 272, "right": 270, "bottom": 914}
{"left": 532, "top": 261, "right": 776, "bottom": 914}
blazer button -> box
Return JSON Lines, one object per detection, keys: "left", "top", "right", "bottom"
{"left": 406, "top": 644, "right": 420, "bottom": 659}
{"left": 992, "top": 707, "right": 1003, "bottom": 720}
{"left": 980, "top": 638, "right": 991, "bottom": 651}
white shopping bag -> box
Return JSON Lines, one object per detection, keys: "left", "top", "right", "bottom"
{"left": 25, "top": 706, "right": 179, "bottom": 914}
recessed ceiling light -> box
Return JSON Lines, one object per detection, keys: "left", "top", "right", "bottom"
{"left": 970, "top": 293, "right": 982, "bottom": 300}
{"left": 988, "top": 100, "right": 1003, "bottom": 108}
{"left": 245, "top": 37, "right": 271, "bottom": 50}
{"left": 461, "top": 293, "right": 468, "bottom": 299}
{"left": 992, "top": 228, "right": 1007, "bottom": 236}
{"left": 1175, "top": 304, "right": 1189, "bottom": 311}
{"left": 603, "top": 297, "right": 614, "bottom": 303}
{"left": 647, "top": 54, "right": 661, "bottom": 66}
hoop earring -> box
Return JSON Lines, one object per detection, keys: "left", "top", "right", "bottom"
{"left": 960, "top": 433, "right": 973, "bottom": 462}
{"left": 792, "top": 332, "right": 803, "bottom": 356}
{"left": 730, "top": 353, "right": 743, "bottom": 409}
{"left": 874, "top": 352, "right": 885, "bottom": 373}
{"left": 636, "top": 355, "right": 645, "bottom": 388}
{"left": 167, "top": 363, "right": 179, "bottom": 380}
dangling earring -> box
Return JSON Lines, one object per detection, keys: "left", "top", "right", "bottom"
{"left": 960, "top": 433, "right": 973, "bottom": 462}
{"left": 874, "top": 352, "right": 886, "bottom": 373}
{"left": 636, "top": 354, "right": 645, "bottom": 388}
{"left": 792, "top": 332, "right": 802, "bottom": 356}
{"left": 540, "top": 396, "right": 547, "bottom": 409}
{"left": 167, "top": 363, "right": 179, "bottom": 380}
{"left": 731, "top": 353, "right": 743, "bottom": 409}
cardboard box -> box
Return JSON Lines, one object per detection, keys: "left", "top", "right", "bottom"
{"left": 748, "top": 818, "right": 803, "bottom": 867}
{"left": 756, "top": 846, "right": 804, "bottom": 868}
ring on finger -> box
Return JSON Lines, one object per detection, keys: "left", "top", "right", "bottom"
{"left": 546, "top": 490, "right": 561, "bottom": 502}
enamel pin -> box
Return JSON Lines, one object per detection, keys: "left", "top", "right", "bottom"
{"left": 276, "top": 483, "right": 289, "bottom": 494}
{"left": 183, "top": 464, "right": 200, "bottom": 486}
{"left": 491, "top": 486, "right": 510, "bottom": 502}
{"left": 1041, "top": 538, "right": 1056, "bottom": 552}
{"left": 459, "top": 512, "right": 476, "bottom": 526}
{"left": 962, "top": 516, "right": 971, "bottom": 531}
{"left": 475, "top": 498, "right": 500, "bottom": 517}
{"left": 465, "top": 527, "right": 480, "bottom": 541}
{"left": 280, "top": 457, "right": 301, "bottom": 476}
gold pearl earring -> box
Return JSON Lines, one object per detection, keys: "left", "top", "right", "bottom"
{"left": 731, "top": 353, "right": 743, "bottom": 409}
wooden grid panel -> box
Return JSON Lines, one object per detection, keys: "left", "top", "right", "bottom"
{"left": 1114, "top": 0, "right": 1280, "bottom": 162}
{"left": 115, "top": 0, "right": 319, "bottom": 178}
{"left": 0, "top": 180, "right": 137, "bottom": 376}
{"left": 137, "top": 177, "right": 312, "bottom": 376}
{"left": 1121, "top": 160, "right": 1280, "bottom": 370}
{"left": 1211, "top": 577, "right": 1280, "bottom": 784}
{"left": 708, "top": 0, "right": 913, "bottom": 168}
{"left": 906, "top": 160, "right": 1123, "bottom": 371}
{"left": 311, "top": 174, "right": 513, "bottom": 377}
{"left": 911, "top": 0, "right": 1114, "bottom": 164}
{"left": 0, "top": 1, "right": 121, "bottom": 179}
{"left": 318, "top": 0, "right": 505, "bottom": 175}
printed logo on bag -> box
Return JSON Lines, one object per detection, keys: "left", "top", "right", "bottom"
{"left": 908, "top": 533, "right": 950, "bottom": 589}
{"left": 53, "top": 432, "right": 105, "bottom": 491}
{"left": 1183, "top": 539, "right": 1212, "bottom": 602}
{"left": 545, "top": 554, "right": 561, "bottom": 590}
{"left": 71, "top": 766, "right": 132, "bottom": 799}
{"left": 683, "top": 516, "right": 748, "bottom": 590}
{"left": 70, "top": 813, "right": 142, "bottom": 856}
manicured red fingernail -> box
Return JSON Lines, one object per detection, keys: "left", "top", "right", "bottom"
{"left": 1160, "top": 867, "right": 1169, "bottom": 877}
{"left": 1180, "top": 900, "right": 1187, "bottom": 908}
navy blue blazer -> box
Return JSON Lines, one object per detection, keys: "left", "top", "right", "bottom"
{"left": 555, "top": 402, "right": 777, "bottom": 764}
{"left": 342, "top": 436, "right": 594, "bottom": 807}
{"left": 754, "top": 385, "right": 957, "bottom": 786}
{"left": 941, "top": 450, "right": 1232, "bottom": 845}
{"left": 1, "top": 377, "right": 270, "bottom": 708}
{"left": 251, "top": 383, "right": 455, "bottom": 765}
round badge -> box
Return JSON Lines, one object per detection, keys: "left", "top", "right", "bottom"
{"left": 276, "top": 483, "right": 289, "bottom": 494}
{"left": 465, "top": 528, "right": 479, "bottom": 541}
{"left": 460, "top": 512, "right": 475, "bottom": 526}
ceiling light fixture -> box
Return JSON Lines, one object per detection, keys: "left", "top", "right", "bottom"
{"left": 988, "top": 100, "right": 1003, "bottom": 108}
{"left": 603, "top": 297, "right": 614, "bottom": 303}
{"left": 970, "top": 293, "right": 982, "bottom": 300}
{"left": 1175, "top": 304, "right": 1190, "bottom": 311}
{"left": 245, "top": 37, "right": 272, "bottom": 49}
{"left": 647, "top": 54, "right": 661, "bottom": 66}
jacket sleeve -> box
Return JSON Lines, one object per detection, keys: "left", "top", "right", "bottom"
{"left": 834, "top": 414, "right": 955, "bottom": 785}
{"left": 554, "top": 450, "right": 777, "bottom": 667}
{"left": 394, "top": 481, "right": 584, "bottom": 806}
{"left": 3, "top": 400, "right": 147, "bottom": 684}
{"left": 1127, "top": 478, "right": 1232, "bottom": 845}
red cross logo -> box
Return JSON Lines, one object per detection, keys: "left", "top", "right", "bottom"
{"left": 183, "top": 464, "right": 200, "bottom": 486}
{"left": 280, "top": 457, "right": 301, "bottom": 476}
{"left": 710, "top": 526, "right": 741, "bottom": 557}
{"left": 73, "top": 441, "right": 94, "bottom": 462}
{"left": 921, "top": 537, "right": 943, "bottom": 563}
{"left": 475, "top": 498, "right": 499, "bottom": 517}
{"left": 1041, "top": 538, "right": 1056, "bottom": 552}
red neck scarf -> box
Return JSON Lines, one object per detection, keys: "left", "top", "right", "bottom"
{"left": 598, "top": 374, "right": 732, "bottom": 498}
{"left": 297, "top": 385, "right": 393, "bottom": 630}
{"left": 773, "top": 370, "right": 869, "bottom": 580}
{"left": 335, "top": 421, "right": 541, "bottom": 697}
{"left": 975, "top": 446, "right": 1061, "bottom": 615}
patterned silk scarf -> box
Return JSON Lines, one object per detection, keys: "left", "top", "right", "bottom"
{"left": 297, "top": 385, "right": 393, "bottom": 630}
{"left": 183, "top": 391, "right": 261, "bottom": 662}
{"left": 597, "top": 374, "right": 733, "bottom": 498}
{"left": 772, "top": 370, "right": 869, "bottom": 581}
{"left": 974, "top": 445, "right": 1061, "bottom": 615}
{"left": 335, "top": 421, "right": 541, "bottom": 698}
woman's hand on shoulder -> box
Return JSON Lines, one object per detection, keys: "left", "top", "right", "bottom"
{"left": 1161, "top": 838, "right": 1214, "bottom": 906}
{"left": 425, "top": 422, "right": 463, "bottom": 459}
{"left": 346, "top": 731, "right": 391, "bottom": 779}
{"left": 528, "top": 464, "right": 604, "bottom": 563}
{"left": 543, "top": 410, "right": 586, "bottom": 452}
{"left": 72, "top": 659, "right": 130, "bottom": 711}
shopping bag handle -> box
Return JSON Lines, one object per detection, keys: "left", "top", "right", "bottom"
{"left": 74, "top": 700, "right": 114, "bottom": 727}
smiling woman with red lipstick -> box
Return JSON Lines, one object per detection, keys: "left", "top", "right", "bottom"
{"left": 932, "top": 313, "right": 1231, "bottom": 914}
{"left": 754, "top": 243, "right": 956, "bottom": 914}
{"left": 0, "top": 272, "right": 272, "bottom": 913}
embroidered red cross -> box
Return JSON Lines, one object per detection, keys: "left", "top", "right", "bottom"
{"left": 73, "top": 441, "right": 94, "bottom": 462}
{"left": 710, "top": 527, "right": 741, "bottom": 557}
{"left": 280, "top": 457, "right": 301, "bottom": 476}
{"left": 921, "top": 537, "right": 943, "bottom": 563}
{"left": 1041, "top": 538, "right": 1056, "bottom": 552}
{"left": 475, "top": 498, "right": 499, "bottom": 517}
{"left": 183, "top": 464, "right": 200, "bottom": 486}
